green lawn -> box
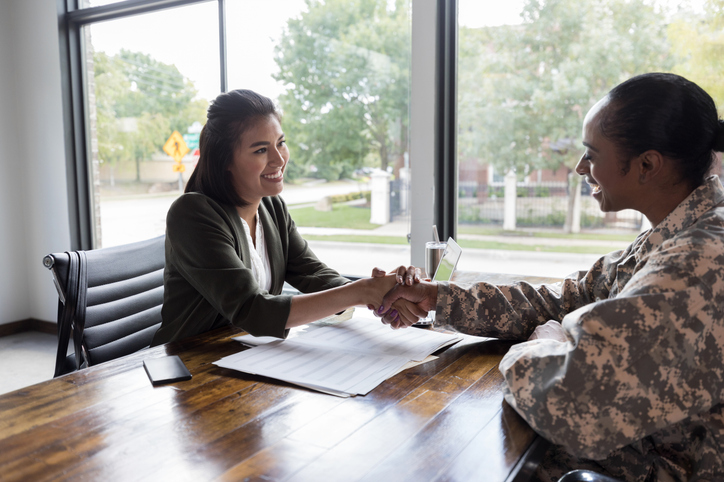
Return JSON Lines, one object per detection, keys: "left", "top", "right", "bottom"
{"left": 302, "top": 235, "right": 620, "bottom": 255}
{"left": 458, "top": 225, "right": 639, "bottom": 243}
{"left": 303, "top": 235, "right": 408, "bottom": 245}
{"left": 457, "top": 239, "right": 615, "bottom": 255}
{"left": 290, "top": 205, "right": 378, "bottom": 230}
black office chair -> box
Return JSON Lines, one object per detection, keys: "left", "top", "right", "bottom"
{"left": 559, "top": 470, "right": 622, "bottom": 482}
{"left": 43, "top": 235, "right": 165, "bottom": 377}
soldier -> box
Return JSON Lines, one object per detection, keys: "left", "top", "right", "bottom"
{"left": 378, "top": 73, "right": 724, "bottom": 481}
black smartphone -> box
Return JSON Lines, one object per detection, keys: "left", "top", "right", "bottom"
{"left": 143, "top": 355, "right": 192, "bottom": 386}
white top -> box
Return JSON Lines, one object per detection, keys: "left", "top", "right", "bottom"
{"left": 240, "top": 213, "right": 272, "bottom": 292}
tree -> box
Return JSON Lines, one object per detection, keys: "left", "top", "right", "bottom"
{"left": 93, "top": 50, "right": 207, "bottom": 181}
{"left": 458, "top": 0, "right": 671, "bottom": 179}
{"left": 274, "top": 0, "right": 410, "bottom": 180}
{"left": 668, "top": 0, "right": 724, "bottom": 109}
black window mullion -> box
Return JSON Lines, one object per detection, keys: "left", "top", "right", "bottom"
{"left": 434, "top": 0, "right": 458, "bottom": 242}
{"left": 218, "top": 0, "right": 227, "bottom": 93}
{"left": 66, "top": 0, "right": 212, "bottom": 25}
{"left": 58, "top": 0, "right": 93, "bottom": 250}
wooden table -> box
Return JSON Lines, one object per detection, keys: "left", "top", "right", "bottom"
{"left": 0, "top": 272, "right": 559, "bottom": 482}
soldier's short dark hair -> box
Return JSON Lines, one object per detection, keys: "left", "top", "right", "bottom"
{"left": 599, "top": 73, "right": 722, "bottom": 189}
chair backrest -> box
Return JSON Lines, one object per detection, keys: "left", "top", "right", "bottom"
{"left": 43, "top": 235, "right": 165, "bottom": 376}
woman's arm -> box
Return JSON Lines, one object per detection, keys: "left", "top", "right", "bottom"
{"left": 285, "top": 274, "right": 401, "bottom": 328}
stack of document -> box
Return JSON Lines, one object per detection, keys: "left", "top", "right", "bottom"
{"left": 213, "top": 312, "right": 462, "bottom": 397}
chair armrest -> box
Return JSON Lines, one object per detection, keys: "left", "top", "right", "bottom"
{"left": 43, "top": 253, "right": 70, "bottom": 304}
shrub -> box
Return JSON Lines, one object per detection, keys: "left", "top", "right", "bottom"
{"left": 328, "top": 191, "right": 371, "bottom": 204}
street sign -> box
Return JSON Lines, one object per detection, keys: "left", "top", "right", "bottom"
{"left": 183, "top": 133, "right": 200, "bottom": 151}
{"left": 172, "top": 163, "right": 186, "bottom": 173}
{"left": 163, "top": 131, "right": 190, "bottom": 163}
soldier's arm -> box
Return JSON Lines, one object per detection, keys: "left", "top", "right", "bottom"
{"left": 433, "top": 248, "right": 626, "bottom": 339}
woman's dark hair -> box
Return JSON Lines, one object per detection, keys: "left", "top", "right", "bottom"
{"left": 598, "top": 72, "right": 724, "bottom": 188}
{"left": 186, "top": 89, "right": 281, "bottom": 206}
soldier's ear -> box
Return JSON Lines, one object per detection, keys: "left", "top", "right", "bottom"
{"left": 634, "top": 150, "right": 664, "bottom": 184}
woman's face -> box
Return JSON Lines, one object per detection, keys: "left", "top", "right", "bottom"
{"left": 228, "top": 114, "right": 288, "bottom": 205}
{"left": 575, "top": 99, "right": 639, "bottom": 213}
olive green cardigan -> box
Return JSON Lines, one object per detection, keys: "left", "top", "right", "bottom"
{"left": 151, "top": 193, "right": 349, "bottom": 345}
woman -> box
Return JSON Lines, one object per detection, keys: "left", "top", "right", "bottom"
{"left": 378, "top": 73, "right": 724, "bottom": 480}
{"left": 152, "top": 89, "right": 417, "bottom": 346}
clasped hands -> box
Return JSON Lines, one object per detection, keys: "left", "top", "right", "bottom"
{"left": 366, "top": 265, "right": 439, "bottom": 329}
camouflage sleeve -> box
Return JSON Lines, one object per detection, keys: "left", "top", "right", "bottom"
{"left": 434, "top": 249, "right": 626, "bottom": 340}
{"left": 499, "top": 261, "right": 721, "bottom": 460}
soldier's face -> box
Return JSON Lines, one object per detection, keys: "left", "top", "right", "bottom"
{"left": 576, "top": 101, "right": 639, "bottom": 213}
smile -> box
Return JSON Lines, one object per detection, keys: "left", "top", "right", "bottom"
{"left": 262, "top": 170, "right": 283, "bottom": 180}
{"left": 586, "top": 178, "right": 601, "bottom": 194}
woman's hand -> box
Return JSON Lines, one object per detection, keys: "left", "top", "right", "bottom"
{"left": 369, "top": 266, "right": 423, "bottom": 326}
{"left": 381, "top": 299, "right": 429, "bottom": 329}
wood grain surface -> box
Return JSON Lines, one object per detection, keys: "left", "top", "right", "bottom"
{"left": 0, "top": 272, "right": 558, "bottom": 482}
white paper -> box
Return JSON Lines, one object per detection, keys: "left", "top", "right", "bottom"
{"left": 215, "top": 313, "right": 462, "bottom": 397}
{"left": 215, "top": 341, "right": 410, "bottom": 395}
{"left": 298, "top": 317, "right": 460, "bottom": 362}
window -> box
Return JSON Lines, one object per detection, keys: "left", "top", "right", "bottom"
{"left": 456, "top": 0, "right": 724, "bottom": 277}
{"left": 63, "top": 0, "right": 412, "bottom": 278}
{"left": 85, "top": 3, "right": 219, "bottom": 247}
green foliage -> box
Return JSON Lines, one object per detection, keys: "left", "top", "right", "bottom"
{"left": 581, "top": 212, "right": 607, "bottom": 228}
{"left": 458, "top": 204, "right": 500, "bottom": 225}
{"left": 513, "top": 186, "right": 553, "bottom": 197}
{"left": 667, "top": 0, "right": 724, "bottom": 109}
{"left": 517, "top": 210, "right": 567, "bottom": 227}
{"left": 328, "top": 191, "right": 370, "bottom": 204}
{"left": 94, "top": 50, "right": 208, "bottom": 172}
{"left": 458, "top": 0, "right": 671, "bottom": 176}
{"left": 274, "top": 0, "right": 410, "bottom": 181}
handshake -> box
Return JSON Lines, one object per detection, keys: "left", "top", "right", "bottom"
{"left": 366, "top": 266, "right": 440, "bottom": 330}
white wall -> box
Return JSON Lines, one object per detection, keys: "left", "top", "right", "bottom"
{"left": 0, "top": 0, "right": 71, "bottom": 325}
{"left": 0, "top": 0, "right": 28, "bottom": 324}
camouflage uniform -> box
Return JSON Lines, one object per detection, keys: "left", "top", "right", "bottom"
{"left": 436, "top": 176, "right": 724, "bottom": 481}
